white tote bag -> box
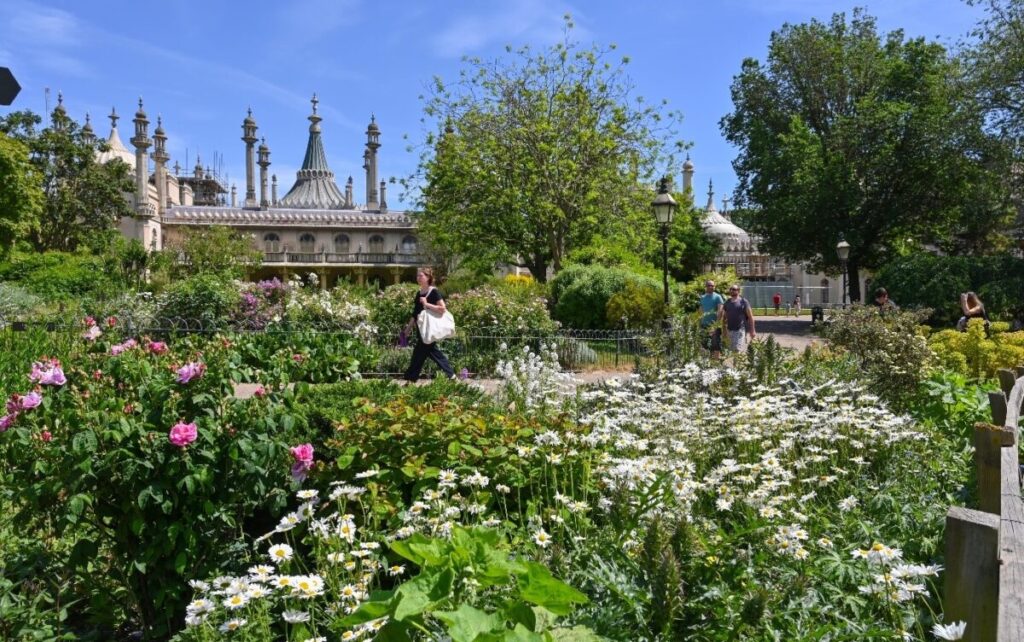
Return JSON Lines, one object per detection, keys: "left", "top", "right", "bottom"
{"left": 417, "top": 308, "right": 456, "bottom": 344}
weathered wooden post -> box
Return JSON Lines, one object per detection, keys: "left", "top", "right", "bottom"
{"left": 975, "top": 423, "right": 1005, "bottom": 515}
{"left": 946, "top": 507, "right": 1000, "bottom": 642}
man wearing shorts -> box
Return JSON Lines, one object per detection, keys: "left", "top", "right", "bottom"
{"left": 699, "top": 280, "right": 725, "bottom": 359}
{"left": 723, "top": 284, "right": 756, "bottom": 352}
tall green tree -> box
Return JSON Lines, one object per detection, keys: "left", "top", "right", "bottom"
{"left": 722, "top": 9, "right": 1008, "bottom": 301}
{"left": 0, "top": 109, "right": 134, "bottom": 253}
{"left": 412, "top": 17, "right": 685, "bottom": 281}
{"left": 0, "top": 131, "right": 44, "bottom": 259}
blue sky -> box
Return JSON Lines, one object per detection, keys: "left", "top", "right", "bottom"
{"left": 0, "top": 0, "right": 984, "bottom": 211}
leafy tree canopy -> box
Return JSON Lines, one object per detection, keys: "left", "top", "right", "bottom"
{"left": 0, "top": 131, "right": 44, "bottom": 260}
{"left": 722, "top": 8, "right": 1013, "bottom": 301}
{"left": 410, "top": 16, "right": 686, "bottom": 282}
{"left": 0, "top": 109, "right": 134, "bottom": 253}
{"left": 159, "top": 225, "right": 262, "bottom": 282}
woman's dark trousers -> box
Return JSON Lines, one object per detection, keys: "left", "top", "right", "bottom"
{"left": 404, "top": 339, "right": 454, "bottom": 381}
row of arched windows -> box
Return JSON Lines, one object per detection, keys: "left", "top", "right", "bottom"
{"left": 263, "top": 233, "right": 417, "bottom": 254}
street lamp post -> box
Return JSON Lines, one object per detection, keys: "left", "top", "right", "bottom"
{"left": 652, "top": 177, "right": 678, "bottom": 327}
{"left": 836, "top": 236, "right": 851, "bottom": 307}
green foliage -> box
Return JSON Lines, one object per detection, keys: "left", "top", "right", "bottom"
{"left": 605, "top": 280, "right": 665, "bottom": 330}
{"left": 345, "top": 527, "right": 594, "bottom": 641}
{"left": 161, "top": 225, "right": 262, "bottom": 281}
{"left": 0, "top": 131, "right": 44, "bottom": 259}
{"left": 447, "top": 285, "right": 558, "bottom": 334}
{"left": 550, "top": 264, "right": 660, "bottom": 329}
{"left": 0, "top": 282, "right": 42, "bottom": 318}
{"left": 928, "top": 320, "right": 1024, "bottom": 379}
{"left": 0, "top": 110, "right": 134, "bottom": 253}
{"left": 0, "top": 251, "right": 117, "bottom": 302}
{"left": 413, "top": 17, "right": 684, "bottom": 280}
{"left": 372, "top": 283, "right": 420, "bottom": 331}
{"left": 873, "top": 251, "right": 1024, "bottom": 324}
{"left": 157, "top": 274, "right": 240, "bottom": 329}
{"left": 664, "top": 202, "right": 722, "bottom": 282}
{"left": 823, "top": 305, "right": 937, "bottom": 405}
{"left": 722, "top": 9, "right": 1011, "bottom": 301}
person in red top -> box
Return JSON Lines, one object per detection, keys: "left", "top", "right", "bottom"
{"left": 772, "top": 292, "right": 782, "bottom": 315}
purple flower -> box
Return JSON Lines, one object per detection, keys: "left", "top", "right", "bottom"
{"left": 459, "top": 367, "right": 470, "bottom": 380}
{"left": 110, "top": 339, "right": 137, "bottom": 356}
{"left": 176, "top": 362, "right": 206, "bottom": 384}
{"left": 29, "top": 359, "right": 67, "bottom": 386}
{"left": 8, "top": 391, "right": 42, "bottom": 414}
{"left": 0, "top": 413, "right": 15, "bottom": 432}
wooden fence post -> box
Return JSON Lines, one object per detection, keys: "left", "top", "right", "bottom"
{"left": 975, "top": 423, "right": 1004, "bottom": 515}
{"left": 998, "top": 369, "right": 1017, "bottom": 397}
{"left": 990, "top": 391, "right": 1008, "bottom": 428}
{"left": 946, "top": 506, "right": 1000, "bottom": 642}
{"left": 998, "top": 447, "right": 1024, "bottom": 641}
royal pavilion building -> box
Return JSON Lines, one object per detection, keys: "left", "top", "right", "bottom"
{"left": 90, "top": 93, "right": 423, "bottom": 287}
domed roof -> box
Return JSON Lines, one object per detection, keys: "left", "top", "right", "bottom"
{"left": 96, "top": 107, "right": 136, "bottom": 168}
{"left": 699, "top": 180, "right": 750, "bottom": 248}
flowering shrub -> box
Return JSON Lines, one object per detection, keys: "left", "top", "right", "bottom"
{"left": 928, "top": 320, "right": 1024, "bottom": 379}
{"left": 495, "top": 343, "right": 577, "bottom": 416}
{"left": 446, "top": 285, "right": 557, "bottom": 335}
{"left": 284, "top": 274, "right": 376, "bottom": 339}
{"left": 822, "top": 305, "right": 938, "bottom": 406}
{"left": 0, "top": 335, "right": 310, "bottom": 638}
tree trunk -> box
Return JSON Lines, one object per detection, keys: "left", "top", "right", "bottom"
{"left": 530, "top": 253, "right": 548, "bottom": 283}
{"left": 848, "top": 260, "right": 861, "bottom": 303}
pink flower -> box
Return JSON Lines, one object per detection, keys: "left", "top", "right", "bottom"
{"left": 290, "top": 443, "right": 314, "bottom": 464}
{"left": 176, "top": 362, "right": 206, "bottom": 384}
{"left": 7, "top": 392, "right": 42, "bottom": 413}
{"left": 82, "top": 325, "right": 102, "bottom": 341}
{"left": 29, "top": 359, "right": 67, "bottom": 386}
{"left": 292, "top": 354, "right": 305, "bottom": 363}
{"left": 106, "top": 316, "right": 118, "bottom": 328}
{"left": 147, "top": 341, "right": 168, "bottom": 355}
{"left": 0, "top": 414, "right": 15, "bottom": 432}
{"left": 110, "top": 339, "right": 137, "bottom": 356}
{"left": 253, "top": 385, "right": 267, "bottom": 398}
{"left": 168, "top": 421, "right": 198, "bottom": 447}
{"left": 291, "top": 461, "right": 311, "bottom": 482}
{"left": 84, "top": 316, "right": 96, "bottom": 327}
{"left": 39, "top": 430, "right": 52, "bottom": 442}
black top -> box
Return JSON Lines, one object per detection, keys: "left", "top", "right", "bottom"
{"left": 413, "top": 287, "right": 444, "bottom": 318}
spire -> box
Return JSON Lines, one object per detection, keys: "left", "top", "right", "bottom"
{"left": 53, "top": 91, "right": 66, "bottom": 116}
{"left": 96, "top": 107, "right": 134, "bottom": 166}
{"left": 81, "top": 112, "right": 95, "bottom": 144}
{"left": 705, "top": 178, "right": 715, "bottom": 211}
{"left": 278, "top": 93, "right": 346, "bottom": 209}
{"left": 109, "top": 107, "right": 119, "bottom": 130}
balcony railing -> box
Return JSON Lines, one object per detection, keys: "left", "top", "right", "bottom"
{"left": 261, "top": 251, "right": 427, "bottom": 266}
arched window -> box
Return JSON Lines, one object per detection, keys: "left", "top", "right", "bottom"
{"left": 263, "top": 233, "right": 280, "bottom": 253}
{"left": 401, "top": 235, "right": 418, "bottom": 253}
{"left": 820, "top": 278, "right": 830, "bottom": 304}
{"left": 299, "top": 233, "right": 316, "bottom": 253}
{"left": 334, "top": 234, "right": 350, "bottom": 253}
{"left": 368, "top": 234, "right": 385, "bottom": 253}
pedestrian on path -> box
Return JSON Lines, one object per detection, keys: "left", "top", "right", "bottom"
{"left": 773, "top": 292, "right": 782, "bottom": 315}
{"left": 700, "top": 280, "right": 725, "bottom": 359}
{"left": 793, "top": 294, "right": 802, "bottom": 317}
{"left": 723, "top": 284, "right": 756, "bottom": 353}
{"left": 403, "top": 267, "right": 455, "bottom": 382}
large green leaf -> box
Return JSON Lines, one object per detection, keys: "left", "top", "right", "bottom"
{"left": 435, "top": 604, "right": 505, "bottom": 642}
{"left": 515, "top": 562, "right": 588, "bottom": 616}
{"left": 393, "top": 567, "right": 454, "bottom": 621}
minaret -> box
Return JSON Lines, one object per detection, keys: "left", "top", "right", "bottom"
{"left": 364, "top": 115, "right": 380, "bottom": 210}
{"left": 231, "top": 184, "right": 237, "bottom": 207}
{"left": 271, "top": 174, "right": 278, "bottom": 206}
{"left": 194, "top": 156, "right": 203, "bottom": 178}
{"left": 51, "top": 91, "right": 67, "bottom": 129}
{"left": 705, "top": 179, "right": 715, "bottom": 210}
{"left": 131, "top": 98, "right": 152, "bottom": 215}
{"left": 241, "top": 108, "right": 258, "bottom": 208}
{"left": 722, "top": 195, "right": 731, "bottom": 219}
{"left": 152, "top": 116, "right": 170, "bottom": 211}
{"left": 81, "top": 113, "right": 95, "bottom": 145}
{"left": 379, "top": 181, "right": 387, "bottom": 213}
{"left": 257, "top": 137, "right": 271, "bottom": 209}
{"left": 345, "top": 176, "right": 354, "bottom": 208}
{"left": 682, "top": 154, "right": 694, "bottom": 203}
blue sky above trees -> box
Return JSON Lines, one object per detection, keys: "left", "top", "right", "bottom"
{"left": 0, "top": 0, "right": 983, "bottom": 210}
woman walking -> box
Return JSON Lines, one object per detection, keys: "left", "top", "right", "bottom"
{"left": 404, "top": 267, "right": 455, "bottom": 382}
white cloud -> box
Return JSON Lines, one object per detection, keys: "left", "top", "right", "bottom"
{"left": 430, "top": 0, "right": 587, "bottom": 58}
{"left": 0, "top": 3, "right": 91, "bottom": 78}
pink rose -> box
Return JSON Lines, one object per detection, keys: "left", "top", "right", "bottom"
{"left": 40, "top": 430, "right": 52, "bottom": 442}
{"left": 0, "top": 414, "right": 15, "bottom": 432}
{"left": 110, "top": 339, "right": 137, "bottom": 356}
{"left": 176, "top": 362, "right": 206, "bottom": 384}
{"left": 290, "top": 443, "right": 314, "bottom": 464}
{"left": 106, "top": 316, "right": 118, "bottom": 328}
{"left": 7, "top": 392, "right": 42, "bottom": 413}
{"left": 253, "top": 385, "right": 267, "bottom": 398}
{"left": 291, "top": 461, "right": 311, "bottom": 482}
{"left": 292, "top": 354, "right": 305, "bottom": 363}
{"left": 147, "top": 341, "right": 168, "bottom": 355}
{"left": 168, "top": 421, "right": 198, "bottom": 447}
{"left": 29, "top": 359, "right": 67, "bottom": 386}
{"left": 82, "top": 325, "right": 102, "bottom": 341}
{"left": 84, "top": 316, "right": 96, "bottom": 327}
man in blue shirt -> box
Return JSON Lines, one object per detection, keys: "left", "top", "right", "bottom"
{"left": 699, "top": 280, "right": 725, "bottom": 359}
